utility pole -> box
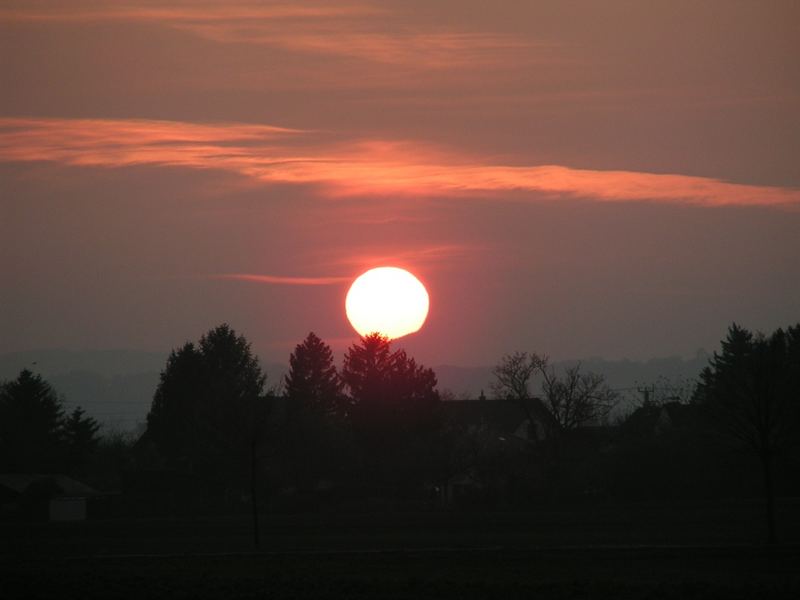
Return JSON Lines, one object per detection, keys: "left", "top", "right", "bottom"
{"left": 637, "top": 384, "right": 655, "bottom": 405}
{"left": 251, "top": 436, "right": 260, "bottom": 550}
{"left": 250, "top": 395, "right": 262, "bottom": 551}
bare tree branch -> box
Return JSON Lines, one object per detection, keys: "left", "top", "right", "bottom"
{"left": 490, "top": 351, "right": 547, "bottom": 401}
{"left": 540, "top": 362, "right": 617, "bottom": 430}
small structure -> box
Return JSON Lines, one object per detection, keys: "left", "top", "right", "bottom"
{"left": 441, "top": 396, "right": 557, "bottom": 443}
{"left": 621, "top": 401, "right": 695, "bottom": 438}
{"left": 443, "top": 471, "right": 484, "bottom": 505}
{"left": 0, "top": 473, "right": 103, "bottom": 521}
{"left": 437, "top": 397, "right": 559, "bottom": 505}
{"left": 49, "top": 496, "right": 87, "bottom": 521}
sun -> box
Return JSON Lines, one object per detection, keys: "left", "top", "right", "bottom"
{"left": 345, "top": 267, "right": 430, "bottom": 339}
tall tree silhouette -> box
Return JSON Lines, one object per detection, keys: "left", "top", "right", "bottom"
{"left": 146, "top": 342, "right": 204, "bottom": 463}
{"left": 63, "top": 406, "right": 101, "bottom": 474}
{"left": 341, "top": 334, "right": 394, "bottom": 412}
{"left": 0, "top": 369, "right": 100, "bottom": 474}
{"left": 694, "top": 323, "right": 800, "bottom": 543}
{"left": 342, "top": 334, "right": 439, "bottom": 431}
{"left": 0, "top": 370, "right": 65, "bottom": 472}
{"left": 146, "top": 324, "right": 267, "bottom": 485}
{"left": 341, "top": 334, "right": 440, "bottom": 488}
{"left": 285, "top": 332, "right": 342, "bottom": 414}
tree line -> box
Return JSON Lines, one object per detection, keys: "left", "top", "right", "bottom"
{"left": 2, "top": 322, "right": 798, "bottom": 541}
{"left": 0, "top": 370, "right": 100, "bottom": 475}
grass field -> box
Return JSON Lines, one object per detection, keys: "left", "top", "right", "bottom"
{"left": 3, "top": 501, "right": 800, "bottom": 598}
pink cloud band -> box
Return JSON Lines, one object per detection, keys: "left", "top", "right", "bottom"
{"left": 0, "top": 2, "right": 534, "bottom": 69}
{"left": 1, "top": 117, "right": 798, "bottom": 209}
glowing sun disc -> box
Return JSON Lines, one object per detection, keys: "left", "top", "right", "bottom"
{"left": 345, "top": 267, "right": 429, "bottom": 339}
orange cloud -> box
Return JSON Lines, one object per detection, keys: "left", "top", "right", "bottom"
{"left": 0, "top": 2, "right": 370, "bottom": 23}
{"left": 0, "top": 117, "right": 305, "bottom": 171}
{"left": 0, "top": 1, "right": 535, "bottom": 70}
{"left": 1, "top": 117, "right": 799, "bottom": 209}
{"left": 181, "top": 27, "right": 534, "bottom": 68}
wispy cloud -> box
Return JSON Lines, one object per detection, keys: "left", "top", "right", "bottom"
{"left": 212, "top": 273, "right": 350, "bottom": 286}
{"left": 1, "top": 117, "right": 798, "bottom": 209}
{"left": 0, "top": 117, "right": 308, "bottom": 172}
{"left": 0, "top": 2, "right": 370, "bottom": 24}
{"left": 0, "top": 1, "right": 537, "bottom": 70}
{"left": 182, "top": 27, "right": 534, "bottom": 68}
{"left": 324, "top": 245, "right": 473, "bottom": 271}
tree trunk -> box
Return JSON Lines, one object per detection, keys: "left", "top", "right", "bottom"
{"left": 761, "top": 453, "right": 776, "bottom": 545}
{"left": 251, "top": 438, "right": 260, "bottom": 550}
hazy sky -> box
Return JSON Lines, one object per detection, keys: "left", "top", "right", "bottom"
{"left": 2, "top": 0, "right": 799, "bottom": 367}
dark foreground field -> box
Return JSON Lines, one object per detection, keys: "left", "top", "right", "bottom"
{"left": 5, "top": 545, "right": 800, "bottom": 600}
{"left": 3, "top": 502, "right": 800, "bottom": 599}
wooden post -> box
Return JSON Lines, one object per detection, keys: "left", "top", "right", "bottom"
{"left": 251, "top": 437, "right": 260, "bottom": 550}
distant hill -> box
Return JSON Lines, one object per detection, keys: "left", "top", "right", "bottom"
{"left": 1, "top": 349, "right": 710, "bottom": 432}
{"left": 0, "top": 348, "right": 168, "bottom": 379}
{"left": 433, "top": 353, "right": 711, "bottom": 416}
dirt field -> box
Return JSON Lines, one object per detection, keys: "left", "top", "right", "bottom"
{"left": 3, "top": 501, "right": 800, "bottom": 598}
{"left": 5, "top": 546, "right": 800, "bottom": 599}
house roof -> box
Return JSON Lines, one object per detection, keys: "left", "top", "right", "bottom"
{"left": 440, "top": 397, "right": 557, "bottom": 435}
{"left": 0, "top": 473, "right": 101, "bottom": 497}
{"left": 620, "top": 401, "right": 696, "bottom": 437}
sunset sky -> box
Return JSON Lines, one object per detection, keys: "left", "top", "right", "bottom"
{"left": 2, "top": 0, "right": 799, "bottom": 367}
